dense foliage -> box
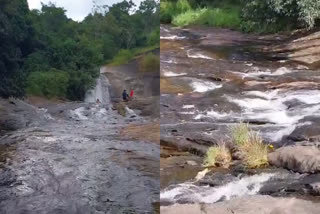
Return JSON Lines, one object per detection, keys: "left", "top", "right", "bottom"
{"left": 161, "top": 0, "right": 320, "bottom": 33}
{"left": 1, "top": 0, "right": 159, "bottom": 100}
{"left": 242, "top": 0, "right": 320, "bottom": 32}
{"left": 0, "top": 0, "right": 34, "bottom": 98}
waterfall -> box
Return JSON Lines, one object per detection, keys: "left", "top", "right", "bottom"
{"left": 85, "top": 67, "right": 111, "bottom": 105}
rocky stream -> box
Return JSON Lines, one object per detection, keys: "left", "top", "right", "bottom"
{"left": 160, "top": 25, "right": 320, "bottom": 213}
{"left": 0, "top": 71, "right": 160, "bottom": 213}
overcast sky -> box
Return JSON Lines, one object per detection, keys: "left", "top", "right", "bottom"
{"left": 27, "top": 0, "right": 143, "bottom": 21}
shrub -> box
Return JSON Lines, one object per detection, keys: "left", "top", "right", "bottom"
{"left": 172, "top": 7, "right": 241, "bottom": 29}
{"left": 160, "top": 0, "right": 192, "bottom": 23}
{"left": 176, "top": 0, "right": 192, "bottom": 13}
{"left": 204, "top": 143, "right": 232, "bottom": 168}
{"left": 160, "top": 1, "right": 177, "bottom": 23}
{"left": 148, "top": 28, "right": 160, "bottom": 46}
{"left": 139, "top": 53, "right": 160, "bottom": 72}
{"left": 172, "top": 8, "right": 207, "bottom": 26}
{"left": 109, "top": 49, "right": 134, "bottom": 66}
{"left": 230, "top": 123, "right": 269, "bottom": 168}
{"left": 26, "top": 70, "right": 69, "bottom": 98}
{"left": 200, "top": 7, "right": 241, "bottom": 29}
{"left": 241, "top": 0, "right": 320, "bottom": 32}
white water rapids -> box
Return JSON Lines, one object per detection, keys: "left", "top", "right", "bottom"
{"left": 160, "top": 173, "right": 275, "bottom": 204}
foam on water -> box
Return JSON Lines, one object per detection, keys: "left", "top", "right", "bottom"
{"left": 233, "top": 67, "right": 295, "bottom": 78}
{"left": 160, "top": 35, "right": 186, "bottom": 40}
{"left": 163, "top": 71, "right": 187, "bottom": 77}
{"left": 182, "top": 105, "right": 195, "bottom": 109}
{"left": 70, "top": 107, "right": 88, "bottom": 120}
{"left": 191, "top": 80, "right": 222, "bottom": 93}
{"left": 160, "top": 173, "right": 275, "bottom": 204}
{"left": 180, "top": 111, "right": 196, "bottom": 115}
{"left": 187, "top": 50, "right": 213, "bottom": 60}
{"left": 162, "top": 59, "right": 177, "bottom": 64}
{"left": 227, "top": 89, "right": 320, "bottom": 141}
{"left": 160, "top": 26, "right": 170, "bottom": 32}
{"left": 194, "top": 110, "right": 229, "bottom": 120}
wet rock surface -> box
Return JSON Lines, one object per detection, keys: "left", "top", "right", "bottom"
{"left": 160, "top": 24, "right": 320, "bottom": 209}
{"left": 0, "top": 74, "right": 160, "bottom": 213}
{"left": 161, "top": 195, "right": 320, "bottom": 214}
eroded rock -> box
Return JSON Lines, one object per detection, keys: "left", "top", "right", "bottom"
{"left": 268, "top": 146, "right": 320, "bottom": 173}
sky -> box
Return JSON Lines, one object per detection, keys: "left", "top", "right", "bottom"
{"left": 27, "top": 0, "right": 143, "bottom": 21}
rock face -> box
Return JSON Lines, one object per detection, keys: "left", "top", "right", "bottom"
{"left": 160, "top": 196, "right": 320, "bottom": 214}
{"left": 268, "top": 146, "right": 320, "bottom": 173}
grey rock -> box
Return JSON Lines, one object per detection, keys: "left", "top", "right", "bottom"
{"left": 268, "top": 146, "right": 320, "bottom": 173}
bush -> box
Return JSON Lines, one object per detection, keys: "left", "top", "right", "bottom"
{"left": 139, "top": 53, "right": 160, "bottom": 72}
{"left": 109, "top": 49, "right": 134, "bottom": 66}
{"left": 204, "top": 143, "right": 232, "bottom": 168}
{"left": 176, "top": 0, "right": 192, "bottom": 13}
{"left": 172, "top": 8, "right": 206, "bottom": 26}
{"left": 230, "top": 123, "right": 269, "bottom": 168}
{"left": 201, "top": 7, "right": 241, "bottom": 29}
{"left": 160, "top": 0, "right": 192, "bottom": 23}
{"left": 148, "top": 28, "right": 160, "bottom": 46}
{"left": 26, "top": 70, "right": 69, "bottom": 98}
{"left": 172, "top": 7, "right": 241, "bottom": 29}
{"left": 160, "top": 1, "right": 177, "bottom": 23}
{"left": 241, "top": 0, "right": 320, "bottom": 32}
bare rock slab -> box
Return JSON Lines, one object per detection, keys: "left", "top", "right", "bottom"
{"left": 161, "top": 196, "right": 320, "bottom": 214}
{"left": 268, "top": 146, "right": 320, "bottom": 173}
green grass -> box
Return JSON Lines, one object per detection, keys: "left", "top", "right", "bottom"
{"left": 230, "top": 122, "right": 250, "bottom": 146}
{"left": 108, "top": 45, "right": 159, "bottom": 66}
{"left": 172, "top": 8, "right": 206, "bottom": 26}
{"left": 243, "top": 132, "right": 269, "bottom": 168}
{"left": 230, "top": 123, "right": 269, "bottom": 168}
{"left": 204, "top": 143, "right": 232, "bottom": 168}
{"left": 172, "top": 7, "right": 241, "bottom": 29}
{"left": 108, "top": 49, "right": 135, "bottom": 66}
{"left": 139, "top": 53, "right": 160, "bottom": 72}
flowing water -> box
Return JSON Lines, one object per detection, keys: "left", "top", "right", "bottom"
{"left": 160, "top": 25, "right": 320, "bottom": 204}
{"left": 161, "top": 173, "right": 275, "bottom": 204}
{"left": 0, "top": 69, "right": 159, "bottom": 213}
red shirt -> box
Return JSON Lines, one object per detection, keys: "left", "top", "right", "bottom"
{"left": 130, "top": 90, "right": 134, "bottom": 97}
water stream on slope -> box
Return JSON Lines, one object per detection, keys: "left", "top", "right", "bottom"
{"left": 0, "top": 68, "right": 159, "bottom": 213}
{"left": 160, "top": 24, "right": 320, "bottom": 204}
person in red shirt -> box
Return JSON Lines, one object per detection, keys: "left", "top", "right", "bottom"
{"left": 130, "top": 89, "right": 134, "bottom": 99}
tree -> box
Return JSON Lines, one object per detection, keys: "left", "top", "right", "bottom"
{"left": 0, "top": 0, "right": 34, "bottom": 98}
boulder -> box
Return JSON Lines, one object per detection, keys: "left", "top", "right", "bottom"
{"left": 268, "top": 146, "right": 320, "bottom": 173}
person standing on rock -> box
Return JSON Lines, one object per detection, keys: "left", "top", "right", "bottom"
{"left": 122, "top": 90, "right": 129, "bottom": 102}
{"left": 130, "top": 89, "right": 134, "bottom": 99}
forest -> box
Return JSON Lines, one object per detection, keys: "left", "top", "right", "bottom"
{"left": 0, "top": 0, "right": 159, "bottom": 100}
{"left": 161, "top": 0, "right": 320, "bottom": 33}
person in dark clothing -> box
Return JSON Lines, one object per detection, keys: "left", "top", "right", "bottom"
{"left": 122, "top": 90, "right": 129, "bottom": 101}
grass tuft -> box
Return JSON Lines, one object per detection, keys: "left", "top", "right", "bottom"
{"left": 230, "top": 123, "right": 269, "bottom": 168}
{"left": 204, "top": 143, "right": 232, "bottom": 168}
{"left": 230, "top": 122, "right": 250, "bottom": 146}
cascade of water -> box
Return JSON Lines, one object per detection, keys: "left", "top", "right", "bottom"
{"left": 84, "top": 67, "right": 111, "bottom": 105}
{"left": 160, "top": 173, "right": 275, "bottom": 204}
